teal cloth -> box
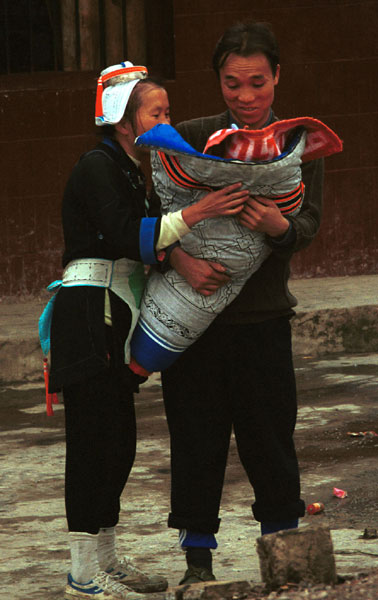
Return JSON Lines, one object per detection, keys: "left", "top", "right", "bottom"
{"left": 38, "top": 280, "right": 63, "bottom": 355}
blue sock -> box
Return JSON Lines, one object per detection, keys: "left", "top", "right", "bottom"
{"left": 179, "top": 529, "right": 218, "bottom": 549}
{"left": 261, "top": 518, "right": 298, "bottom": 536}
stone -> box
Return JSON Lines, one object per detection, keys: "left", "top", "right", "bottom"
{"left": 167, "top": 580, "right": 252, "bottom": 600}
{"left": 362, "top": 528, "right": 377, "bottom": 539}
{"left": 256, "top": 524, "right": 337, "bottom": 590}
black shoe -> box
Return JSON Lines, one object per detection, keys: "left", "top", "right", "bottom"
{"left": 179, "top": 565, "right": 216, "bottom": 585}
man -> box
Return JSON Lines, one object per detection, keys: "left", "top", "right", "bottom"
{"left": 161, "top": 21, "right": 324, "bottom": 584}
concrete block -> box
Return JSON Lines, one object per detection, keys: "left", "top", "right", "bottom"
{"left": 292, "top": 305, "right": 378, "bottom": 356}
{"left": 167, "top": 580, "right": 252, "bottom": 600}
{"left": 256, "top": 524, "right": 337, "bottom": 590}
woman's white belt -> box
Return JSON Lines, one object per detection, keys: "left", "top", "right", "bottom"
{"left": 62, "top": 258, "right": 115, "bottom": 287}
{"left": 39, "top": 257, "right": 146, "bottom": 362}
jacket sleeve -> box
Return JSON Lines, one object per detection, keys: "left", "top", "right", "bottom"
{"left": 266, "top": 157, "right": 324, "bottom": 259}
{"left": 291, "top": 157, "right": 324, "bottom": 251}
{"left": 70, "top": 151, "right": 161, "bottom": 263}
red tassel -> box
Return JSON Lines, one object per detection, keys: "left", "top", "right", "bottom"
{"left": 43, "top": 358, "right": 54, "bottom": 416}
{"left": 95, "top": 76, "right": 104, "bottom": 120}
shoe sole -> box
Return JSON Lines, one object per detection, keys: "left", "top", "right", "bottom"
{"left": 64, "top": 589, "right": 107, "bottom": 599}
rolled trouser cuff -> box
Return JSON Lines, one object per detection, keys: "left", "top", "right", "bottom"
{"left": 168, "top": 512, "right": 221, "bottom": 534}
{"left": 252, "top": 499, "right": 305, "bottom": 523}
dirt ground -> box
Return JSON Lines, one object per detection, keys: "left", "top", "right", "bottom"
{"left": 0, "top": 351, "right": 377, "bottom": 599}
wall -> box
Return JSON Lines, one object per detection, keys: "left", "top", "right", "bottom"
{"left": 168, "top": 0, "right": 378, "bottom": 278}
{"left": 0, "top": 0, "right": 377, "bottom": 297}
{"left": 0, "top": 72, "right": 97, "bottom": 296}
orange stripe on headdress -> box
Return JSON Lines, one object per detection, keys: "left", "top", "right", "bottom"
{"left": 95, "top": 76, "right": 104, "bottom": 120}
{"left": 101, "top": 66, "right": 148, "bottom": 83}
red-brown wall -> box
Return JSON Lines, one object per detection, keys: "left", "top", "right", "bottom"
{"left": 0, "top": 0, "right": 377, "bottom": 296}
{"left": 0, "top": 72, "right": 97, "bottom": 296}
{"left": 167, "top": 0, "right": 378, "bottom": 278}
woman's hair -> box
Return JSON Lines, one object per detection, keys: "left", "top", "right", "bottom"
{"left": 212, "top": 21, "right": 280, "bottom": 77}
{"left": 97, "top": 77, "right": 165, "bottom": 137}
{"left": 123, "top": 77, "right": 165, "bottom": 130}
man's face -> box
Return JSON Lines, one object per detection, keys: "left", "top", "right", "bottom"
{"left": 219, "top": 52, "right": 280, "bottom": 129}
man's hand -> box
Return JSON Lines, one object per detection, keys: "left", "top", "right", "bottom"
{"left": 170, "top": 247, "right": 230, "bottom": 296}
{"left": 237, "top": 196, "right": 289, "bottom": 238}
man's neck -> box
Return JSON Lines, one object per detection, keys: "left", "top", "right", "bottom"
{"left": 229, "top": 108, "right": 274, "bottom": 130}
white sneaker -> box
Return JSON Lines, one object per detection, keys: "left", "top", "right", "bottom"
{"left": 64, "top": 571, "right": 145, "bottom": 599}
{"left": 106, "top": 556, "right": 168, "bottom": 592}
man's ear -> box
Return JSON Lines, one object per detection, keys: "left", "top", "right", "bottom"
{"left": 274, "top": 64, "right": 280, "bottom": 86}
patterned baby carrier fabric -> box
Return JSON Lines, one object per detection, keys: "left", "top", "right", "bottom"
{"left": 130, "top": 118, "right": 342, "bottom": 373}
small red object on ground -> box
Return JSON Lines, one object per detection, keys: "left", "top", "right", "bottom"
{"left": 348, "top": 431, "right": 378, "bottom": 437}
{"left": 307, "top": 502, "right": 325, "bottom": 515}
{"left": 333, "top": 487, "right": 348, "bottom": 498}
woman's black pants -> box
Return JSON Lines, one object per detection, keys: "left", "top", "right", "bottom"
{"left": 162, "top": 316, "right": 305, "bottom": 533}
{"left": 63, "top": 366, "right": 136, "bottom": 534}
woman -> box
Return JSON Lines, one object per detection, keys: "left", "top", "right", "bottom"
{"left": 47, "top": 61, "right": 248, "bottom": 600}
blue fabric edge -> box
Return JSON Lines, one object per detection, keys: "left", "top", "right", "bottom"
{"left": 135, "top": 123, "right": 303, "bottom": 165}
{"left": 139, "top": 217, "right": 158, "bottom": 265}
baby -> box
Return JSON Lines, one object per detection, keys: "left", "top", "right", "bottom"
{"left": 130, "top": 118, "right": 342, "bottom": 375}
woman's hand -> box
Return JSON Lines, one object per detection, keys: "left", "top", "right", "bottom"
{"left": 170, "top": 247, "right": 230, "bottom": 296}
{"left": 237, "top": 196, "right": 289, "bottom": 238}
{"left": 182, "top": 183, "right": 249, "bottom": 228}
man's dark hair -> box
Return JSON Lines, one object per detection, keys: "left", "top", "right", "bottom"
{"left": 212, "top": 21, "right": 280, "bottom": 77}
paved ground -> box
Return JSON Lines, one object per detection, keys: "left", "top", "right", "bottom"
{"left": 0, "top": 274, "right": 377, "bottom": 384}
{"left": 0, "top": 274, "right": 377, "bottom": 599}
{"left": 1, "top": 355, "right": 378, "bottom": 599}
